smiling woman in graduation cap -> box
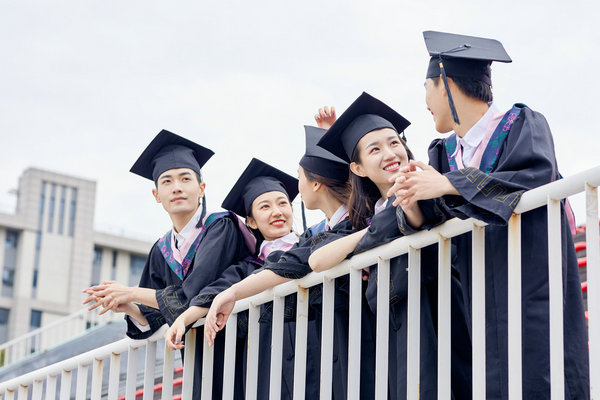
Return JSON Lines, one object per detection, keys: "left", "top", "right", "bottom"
{"left": 83, "top": 130, "right": 250, "bottom": 399}
{"left": 388, "top": 31, "right": 589, "bottom": 399}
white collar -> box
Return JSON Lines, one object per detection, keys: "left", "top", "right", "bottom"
{"left": 327, "top": 204, "right": 348, "bottom": 229}
{"left": 172, "top": 205, "right": 203, "bottom": 248}
{"left": 454, "top": 102, "right": 499, "bottom": 154}
{"left": 374, "top": 197, "right": 388, "bottom": 216}
{"left": 258, "top": 231, "right": 299, "bottom": 255}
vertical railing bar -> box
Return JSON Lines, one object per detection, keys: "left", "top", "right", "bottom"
{"left": 269, "top": 296, "right": 285, "bottom": 399}
{"left": 90, "top": 358, "right": 103, "bottom": 400}
{"left": 407, "top": 246, "right": 421, "bottom": 400}
{"left": 246, "top": 304, "right": 260, "bottom": 400}
{"left": 45, "top": 374, "right": 58, "bottom": 400}
{"left": 472, "top": 224, "right": 486, "bottom": 398}
{"left": 59, "top": 370, "right": 72, "bottom": 400}
{"left": 437, "top": 237, "right": 451, "bottom": 400}
{"left": 201, "top": 327, "right": 214, "bottom": 399}
{"left": 293, "top": 287, "right": 309, "bottom": 399}
{"left": 586, "top": 184, "right": 600, "bottom": 399}
{"left": 162, "top": 344, "right": 175, "bottom": 400}
{"left": 508, "top": 213, "right": 523, "bottom": 400}
{"left": 3, "top": 389, "right": 15, "bottom": 400}
{"left": 319, "top": 276, "right": 335, "bottom": 400}
{"left": 75, "top": 364, "right": 89, "bottom": 400}
{"left": 548, "top": 198, "right": 565, "bottom": 399}
{"left": 375, "top": 257, "right": 390, "bottom": 400}
{"left": 32, "top": 379, "right": 43, "bottom": 400}
{"left": 142, "top": 341, "right": 157, "bottom": 400}
{"left": 125, "top": 346, "right": 138, "bottom": 400}
{"left": 222, "top": 313, "right": 238, "bottom": 400}
{"left": 181, "top": 329, "right": 197, "bottom": 400}
{"left": 107, "top": 352, "right": 121, "bottom": 400}
{"left": 347, "top": 267, "right": 363, "bottom": 400}
{"left": 17, "top": 385, "right": 28, "bottom": 400}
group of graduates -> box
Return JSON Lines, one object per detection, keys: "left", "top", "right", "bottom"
{"left": 83, "top": 31, "right": 590, "bottom": 399}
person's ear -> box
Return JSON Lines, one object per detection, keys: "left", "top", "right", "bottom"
{"left": 246, "top": 215, "right": 258, "bottom": 230}
{"left": 152, "top": 188, "right": 161, "bottom": 203}
{"left": 313, "top": 181, "right": 322, "bottom": 192}
{"left": 350, "top": 161, "right": 367, "bottom": 178}
{"left": 198, "top": 182, "right": 206, "bottom": 199}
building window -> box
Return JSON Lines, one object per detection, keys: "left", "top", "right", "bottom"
{"left": 111, "top": 250, "right": 118, "bottom": 281}
{"left": 2, "top": 230, "right": 19, "bottom": 298}
{"left": 58, "top": 186, "right": 66, "bottom": 235}
{"left": 30, "top": 310, "right": 42, "bottom": 330}
{"left": 47, "top": 183, "right": 56, "bottom": 233}
{"left": 68, "top": 188, "right": 77, "bottom": 236}
{"left": 91, "top": 246, "right": 102, "bottom": 286}
{"left": 129, "top": 254, "right": 146, "bottom": 286}
{"left": 38, "top": 181, "right": 46, "bottom": 228}
{"left": 0, "top": 308, "right": 9, "bottom": 344}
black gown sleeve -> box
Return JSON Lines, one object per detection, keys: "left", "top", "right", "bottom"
{"left": 432, "top": 108, "right": 559, "bottom": 225}
{"left": 189, "top": 260, "right": 258, "bottom": 308}
{"left": 155, "top": 216, "right": 247, "bottom": 325}
{"left": 264, "top": 230, "right": 315, "bottom": 279}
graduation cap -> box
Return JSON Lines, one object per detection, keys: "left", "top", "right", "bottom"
{"left": 424, "top": 30, "right": 512, "bottom": 124}
{"left": 221, "top": 158, "right": 299, "bottom": 218}
{"left": 299, "top": 126, "right": 349, "bottom": 181}
{"left": 130, "top": 129, "right": 214, "bottom": 182}
{"left": 317, "top": 92, "right": 411, "bottom": 163}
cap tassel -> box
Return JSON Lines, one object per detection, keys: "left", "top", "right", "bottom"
{"left": 400, "top": 131, "right": 407, "bottom": 142}
{"left": 199, "top": 195, "right": 207, "bottom": 225}
{"left": 301, "top": 200, "right": 308, "bottom": 232}
{"left": 439, "top": 58, "right": 460, "bottom": 125}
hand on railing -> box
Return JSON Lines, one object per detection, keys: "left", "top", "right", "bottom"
{"left": 164, "top": 318, "right": 186, "bottom": 350}
{"left": 204, "top": 289, "right": 236, "bottom": 346}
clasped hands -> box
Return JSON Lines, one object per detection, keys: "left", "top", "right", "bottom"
{"left": 82, "top": 281, "right": 135, "bottom": 315}
{"left": 387, "top": 160, "right": 456, "bottom": 208}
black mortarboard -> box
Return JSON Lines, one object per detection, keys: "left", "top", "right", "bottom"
{"left": 221, "top": 158, "right": 299, "bottom": 217}
{"left": 317, "top": 92, "right": 411, "bottom": 163}
{"left": 299, "top": 126, "right": 349, "bottom": 181}
{"left": 423, "top": 31, "right": 512, "bottom": 124}
{"left": 130, "top": 129, "right": 214, "bottom": 182}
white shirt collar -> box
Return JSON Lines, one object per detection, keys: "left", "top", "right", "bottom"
{"left": 452, "top": 102, "right": 499, "bottom": 165}
{"left": 327, "top": 204, "right": 348, "bottom": 229}
{"left": 173, "top": 205, "right": 203, "bottom": 249}
{"left": 258, "top": 231, "right": 299, "bottom": 255}
{"left": 374, "top": 197, "right": 388, "bottom": 216}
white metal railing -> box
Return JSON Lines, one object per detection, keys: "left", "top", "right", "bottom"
{"left": 1, "top": 165, "right": 598, "bottom": 400}
{"left": 0, "top": 307, "right": 119, "bottom": 368}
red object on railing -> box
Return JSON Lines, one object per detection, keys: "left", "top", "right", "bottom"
{"left": 582, "top": 282, "right": 588, "bottom": 293}
{"left": 576, "top": 225, "right": 586, "bottom": 234}
{"left": 578, "top": 257, "right": 587, "bottom": 268}
{"left": 574, "top": 241, "right": 586, "bottom": 252}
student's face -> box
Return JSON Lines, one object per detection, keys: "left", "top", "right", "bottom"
{"left": 246, "top": 191, "right": 293, "bottom": 241}
{"left": 152, "top": 168, "right": 205, "bottom": 217}
{"left": 350, "top": 128, "right": 409, "bottom": 193}
{"left": 297, "top": 166, "right": 319, "bottom": 210}
{"left": 425, "top": 77, "right": 453, "bottom": 133}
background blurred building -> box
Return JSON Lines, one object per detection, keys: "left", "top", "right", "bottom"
{"left": 0, "top": 168, "right": 152, "bottom": 344}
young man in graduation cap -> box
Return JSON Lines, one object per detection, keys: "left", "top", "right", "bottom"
{"left": 387, "top": 31, "right": 589, "bottom": 399}
{"left": 83, "top": 130, "right": 249, "bottom": 399}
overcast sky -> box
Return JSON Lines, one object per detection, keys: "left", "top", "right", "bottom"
{"left": 1, "top": 0, "right": 598, "bottom": 241}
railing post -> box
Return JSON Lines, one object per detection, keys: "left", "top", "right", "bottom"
{"left": 407, "top": 246, "right": 421, "bottom": 400}
{"left": 181, "top": 328, "right": 196, "bottom": 400}
{"left": 108, "top": 352, "right": 121, "bottom": 400}
{"left": 508, "top": 213, "right": 523, "bottom": 400}
{"left": 246, "top": 304, "right": 260, "bottom": 400}
{"left": 59, "top": 370, "right": 72, "bottom": 400}
{"left": 75, "top": 364, "right": 89, "bottom": 400}
{"left": 222, "top": 313, "right": 238, "bottom": 400}
{"left": 45, "top": 374, "right": 58, "bottom": 400}
{"left": 269, "top": 296, "right": 285, "bottom": 399}
{"left": 437, "top": 237, "right": 451, "bottom": 400}
{"left": 142, "top": 340, "right": 157, "bottom": 400}
{"left": 347, "top": 267, "right": 363, "bottom": 400}
{"left": 162, "top": 342, "right": 174, "bottom": 400}
{"left": 547, "top": 197, "right": 565, "bottom": 399}
{"left": 125, "top": 345, "right": 139, "bottom": 400}
{"left": 472, "top": 224, "right": 486, "bottom": 398}
{"left": 201, "top": 327, "right": 214, "bottom": 398}
{"left": 587, "top": 183, "right": 600, "bottom": 398}
{"left": 293, "top": 287, "right": 309, "bottom": 399}
{"left": 375, "top": 257, "right": 390, "bottom": 400}
{"left": 319, "top": 276, "right": 335, "bottom": 399}
{"left": 91, "top": 357, "right": 103, "bottom": 400}
{"left": 32, "top": 379, "right": 43, "bottom": 400}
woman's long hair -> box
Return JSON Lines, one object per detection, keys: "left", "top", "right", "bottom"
{"left": 348, "top": 133, "right": 413, "bottom": 230}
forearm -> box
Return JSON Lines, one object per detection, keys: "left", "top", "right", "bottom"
{"left": 309, "top": 228, "right": 368, "bottom": 272}
{"left": 231, "top": 270, "right": 290, "bottom": 301}
{"left": 132, "top": 287, "right": 159, "bottom": 309}
{"left": 402, "top": 203, "right": 425, "bottom": 229}
{"left": 178, "top": 305, "right": 209, "bottom": 326}
{"left": 124, "top": 303, "right": 149, "bottom": 326}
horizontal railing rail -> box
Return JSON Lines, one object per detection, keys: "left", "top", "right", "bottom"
{"left": 1, "top": 164, "right": 598, "bottom": 400}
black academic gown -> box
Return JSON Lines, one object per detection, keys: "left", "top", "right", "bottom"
{"left": 423, "top": 106, "right": 589, "bottom": 399}
{"left": 355, "top": 202, "right": 472, "bottom": 400}
{"left": 125, "top": 213, "right": 248, "bottom": 400}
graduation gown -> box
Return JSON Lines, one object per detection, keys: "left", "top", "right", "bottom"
{"left": 422, "top": 105, "right": 589, "bottom": 399}
{"left": 125, "top": 212, "right": 248, "bottom": 400}
{"left": 355, "top": 202, "right": 472, "bottom": 400}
